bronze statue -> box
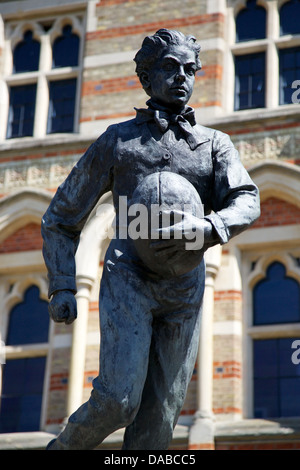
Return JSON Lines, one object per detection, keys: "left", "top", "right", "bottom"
{"left": 42, "top": 29, "right": 260, "bottom": 450}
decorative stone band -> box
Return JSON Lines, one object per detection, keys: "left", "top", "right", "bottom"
{"left": 0, "top": 154, "right": 80, "bottom": 193}
{"left": 231, "top": 126, "right": 300, "bottom": 166}
{"left": 1, "top": 124, "right": 299, "bottom": 196}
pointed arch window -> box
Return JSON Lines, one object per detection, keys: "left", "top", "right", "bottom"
{"left": 0, "top": 285, "right": 50, "bottom": 433}
{"left": 52, "top": 24, "right": 80, "bottom": 68}
{"left": 252, "top": 261, "right": 300, "bottom": 418}
{"left": 280, "top": 0, "right": 300, "bottom": 36}
{"left": 6, "top": 285, "right": 50, "bottom": 345}
{"left": 13, "top": 30, "right": 40, "bottom": 73}
{"left": 253, "top": 261, "right": 300, "bottom": 325}
{"left": 236, "top": 0, "right": 266, "bottom": 43}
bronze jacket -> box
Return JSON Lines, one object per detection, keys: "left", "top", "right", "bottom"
{"left": 41, "top": 108, "right": 260, "bottom": 296}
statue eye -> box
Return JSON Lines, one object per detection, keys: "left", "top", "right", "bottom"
{"left": 163, "top": 61, "right": 176, "bottom": 72}
{"left": 185, "top": 66, "right": 196, "bottom": 76}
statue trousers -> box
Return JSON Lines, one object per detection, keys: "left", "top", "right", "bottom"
{"left": 49, "top": 240, "right": 205, "bottom": 450}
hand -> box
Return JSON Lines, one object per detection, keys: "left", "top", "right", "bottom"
{"left": 48, "top": 290, "right": 77, "bottom": 325}
{"left": 150, "top": 210, "right": 213, "bottom": 252}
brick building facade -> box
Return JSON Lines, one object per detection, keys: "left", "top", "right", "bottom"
{"left": 0, "top": 0, "right": 300, "bottom": 450}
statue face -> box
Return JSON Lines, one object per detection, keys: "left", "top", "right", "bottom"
{"left": 147, "top": 44, "right": 197, "bottom": 111}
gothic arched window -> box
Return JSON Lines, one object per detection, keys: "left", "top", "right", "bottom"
{"left": 13, "top": 30, "right": 40, "bottom": 73}
{"left": 253, "top": 261, "right": 300, "bottom": 325}
{"left": 280, "top": 0, "right": 300, "bottom": 36}
{"left": 52, "top": 24, "right": 80, "bottom": 68}
{"left": 0, "top": 285, "right": 49, "bottom": 433}
{"left": 252, "top": 262, "right": 300, "bottom": 418}
{"left": 236, "top": 0, "right": 266, "bottom": 43}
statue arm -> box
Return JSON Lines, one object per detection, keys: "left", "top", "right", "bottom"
{"left": 41, "top": 126, "right": 116, "bottom": 301}
{"left": 205, "top": 129, "right": 260, "bottom": 246}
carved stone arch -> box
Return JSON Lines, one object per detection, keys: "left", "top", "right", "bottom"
{"left": 249, "top": 160, "right": 300, "bottom": 208}
{"left": 229, "top": 0, "right": 268, "bottom": 17}
{"left": 5, "top": 275, "right": 48, "bottom": 311}
{"left": 248, "top": 251, "right": 300, "bottom": 289}
{"left": 1, "top": 274, "right": 49, "bottom": 344}
{"left": 278, "top": 0, "right": 291, "bottom": 10}
{"left": 10, "top": 21, "right": 44, "bottom": 50}
{"left": 49, "top": 15, "right": 83, "bottom": 46}
{"left": 0, "top": 188, "right": 52, "bottom": 245}
{"left": 0, "top": 189, "right": 52, "bottom": 341}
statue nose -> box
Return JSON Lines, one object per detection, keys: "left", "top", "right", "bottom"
{"left": 175, "top": 65, "right": 186, "bottom": 82}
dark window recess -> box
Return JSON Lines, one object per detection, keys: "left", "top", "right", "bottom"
{"left": 0, "top": 285, "right": 49, "bottom": 433}
{"left": 6, "top": 84, "right": 37, "bottom": 138}
{"left": 253, "top": 338, "right": 300, "bottom": 418}
{"left": 47, "top": 78, "right": 77, "bottom": 134}
{"left": 280, "top": 0, "right": 300, "bottom": 36}
{"left": 0, "top": 357, "right": 46, "bottom": 433}
{"left": 234, "top": 52, "right": 265, "bottom": 110}
{"left": 279, "top": 47, "right": 300, "bottom": 104}
{"left": 6, "top": 285, "right": 50, "bottom": 345}
{"left": 253, "top": 262, "right": 300, "bottom": 325}
{"left": 52, "top": 24, "right": 80, "bottom": 68}
{"left": 13, "top": 30, "right": 40, "bottom": 73}
{"left": 236, "top": 0, "right": 266, "bottom": 42}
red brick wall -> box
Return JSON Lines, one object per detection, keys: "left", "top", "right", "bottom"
{"left": 252, "top": 197, "right": 300, "bottom": 228}
{"left": 0, "top": 223, "right": 42, "bottom": 253}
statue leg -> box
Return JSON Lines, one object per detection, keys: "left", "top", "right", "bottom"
{"left": 122, "top": 264, "right": 205, "bottom": 450}
{"left": 47, "top": 261, "right": 154, "bottom": 450}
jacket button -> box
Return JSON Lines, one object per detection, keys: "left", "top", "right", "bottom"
{"left": 163, "top": 152, "right": 171, "bottom": 160}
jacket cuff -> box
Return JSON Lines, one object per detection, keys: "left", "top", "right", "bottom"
{"left": 204, "top": 213, "right": 229, "bottom": 245}
{"left": 48, "top": 276, "right": 77, "bottom": 298}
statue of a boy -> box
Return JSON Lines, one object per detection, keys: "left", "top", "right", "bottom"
{"left": 42, "top": 29, "right": 260, "bottom": 450}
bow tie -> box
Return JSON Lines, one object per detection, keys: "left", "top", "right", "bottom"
{"left": 135, "top": 104, "right": 203, "bottom": 150}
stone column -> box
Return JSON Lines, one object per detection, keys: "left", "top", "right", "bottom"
{"left": 66, "top": 275, "right": 94, "bottom": 416}
{"left": 188, "top": 245, "right": 221, "bottom": 450}
{"left": 266, "top": 0, "right": 279, "bottom": 109}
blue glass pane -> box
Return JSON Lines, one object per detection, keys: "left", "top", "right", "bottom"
{"left": 252, "top": 54, "right": 265, "bottom": 72}
{"left": 52, "top": 25, "right": 79, "bottom": 68}
{"left": 279, "top": 338, "right": 300, "bottom": 377}
{"left": 0, "top": 357, "right": 46, "bottom": 433}
{"left": 253, "top": 262, "right": 300, "bottom": 325}
{"left": 254, "top": 378, "right": 279, "bottom": 418}
{"left": 47, "top": 78, "right": 76, "bottom": 134}
{"left": 7, "top": 84, "right": 37, "bottom": 138}
{"left": 236, "top": 0, "right": 266, "bottom": 42}
{"left": 253, "top": 338, "right": 300, "bottom": 418}
{"left": 13, "top": 30, "right": 40, "bottom": 73}
{"left": 235, "top": 53, "right": 265, "bottom": 110}
{"left": 253, "top": 339, "right": 277, "bottom": 377}
{"left": 280, "top": 378, "right": 300, "bottom": 416}
{"left": 280, "top": 0, "right": 300, "bottom": 35}
{"left": 6, "top": 285, "right": 49, "bottom": 345}
{"left": 279, "top": 47, "right": 300, "bottom": 105}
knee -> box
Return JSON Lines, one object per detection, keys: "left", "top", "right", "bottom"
{"left": 110, "top": 394, "right": 139, "bottom": 427}
{"left": 91, "top": 378, "right": 141, "bottom": 427}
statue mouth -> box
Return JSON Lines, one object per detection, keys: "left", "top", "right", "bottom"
{"left": 171, "top": 87, "right": 187, "bottom": 96}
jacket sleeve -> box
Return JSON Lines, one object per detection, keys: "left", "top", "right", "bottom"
{"left": 41, "top": 125, "right": 116, "bottom": 297}
{"left": 205, "top": 129, "right": 260, "bottom": 245}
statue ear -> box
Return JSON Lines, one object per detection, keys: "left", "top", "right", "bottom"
{"left": 139, "top": 71, "right": 150, "bottom": 90}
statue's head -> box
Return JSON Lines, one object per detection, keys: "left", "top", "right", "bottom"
{"left": 134, "top": 29, "right": 202, "bottom": 111}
